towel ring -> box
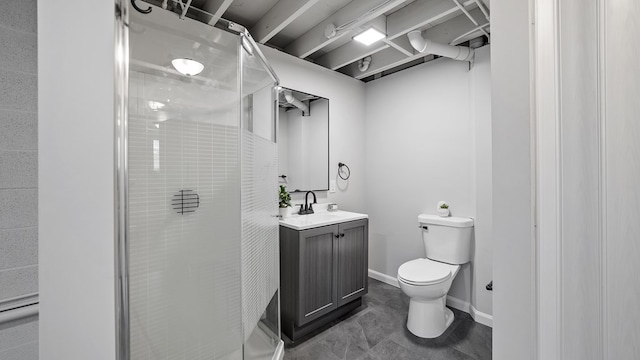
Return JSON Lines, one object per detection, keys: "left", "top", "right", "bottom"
{"left": 338, "top": 162, "right": 351, "bottom": 180}
{"left": 131, "top": 0, "right": 152, "bottom": 14}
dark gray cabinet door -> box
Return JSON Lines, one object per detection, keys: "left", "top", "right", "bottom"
{"left": 297, "top": 224, "right": 339, "bottom": 325}
{"left": 337, "top": 219, "right": 368, "bottom": 307}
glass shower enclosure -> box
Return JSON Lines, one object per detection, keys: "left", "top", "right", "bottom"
{"left": 116, "top": 2, "right": 282, "bottom": 359}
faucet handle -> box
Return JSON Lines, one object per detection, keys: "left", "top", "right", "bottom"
{"left": 298, "top": 204, "right": 304, "bottom": 214}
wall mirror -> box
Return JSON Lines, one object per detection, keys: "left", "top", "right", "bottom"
{"left": 278, "top": 88, "right": 329, "bottom": 192}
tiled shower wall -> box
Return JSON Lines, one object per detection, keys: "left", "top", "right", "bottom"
{"left": 0, "top": 0, "right": 39, "bottom": 358}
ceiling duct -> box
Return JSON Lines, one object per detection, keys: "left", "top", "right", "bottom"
{"left": 283, "top": 90, "right": 310, "bottom": 116}
{"left": 407, "top": 30, "right": 474, "bottom": 62}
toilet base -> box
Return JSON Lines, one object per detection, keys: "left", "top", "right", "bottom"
{"left": 406, "top": 296, "right": 454, "bottom": 338}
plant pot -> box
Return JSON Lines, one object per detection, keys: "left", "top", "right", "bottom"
{"left": 279, "top": 207, "right": 291, "bottom": 218}
{"left": 438, "top": 208, "right": 450, "bottom": 217}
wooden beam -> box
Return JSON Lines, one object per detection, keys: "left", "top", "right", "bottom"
{"left": 339, "top": 9, "right": 484, "bottom": 79}
{"left": 203, "top": 0, "right": 234, "bottom": 25}
{"left": 284, "top": 0, "right": 408, "bottom": 58}
{"left": 250, "top": 0, "right": 320, "bottom": 44}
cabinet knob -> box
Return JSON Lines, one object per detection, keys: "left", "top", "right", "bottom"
{"left": 335, "top": 234, "right": 340, "bottom": 238}
{"left": 340, "top": 233, "right": 345, "bottom": 238}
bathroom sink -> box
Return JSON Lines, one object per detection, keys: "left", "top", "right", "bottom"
{"left": 280, "top": 210, "right": 368, "bottom": 230}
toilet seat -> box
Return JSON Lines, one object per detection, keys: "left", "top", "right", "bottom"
{"left": 398, "top": 258, "right": 459, "bottom": 286}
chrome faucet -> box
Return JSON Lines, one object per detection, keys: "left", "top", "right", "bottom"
{"left": 299, "top": 191, "right": 317, "bottom": 215}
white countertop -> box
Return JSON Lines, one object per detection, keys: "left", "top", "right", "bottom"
{"left": 279, "top": 210, "right": 368, "bottom": 231}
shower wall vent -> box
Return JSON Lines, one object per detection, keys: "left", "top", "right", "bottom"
{"left": 172, "top": 190, "right": 200, "bottom": 214}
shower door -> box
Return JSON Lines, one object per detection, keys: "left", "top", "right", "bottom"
{"left": 239, "top": 41, "right": 281, "bottom": 360}
{"left": 122, "top": 4, "right": 280, "bottom": 360}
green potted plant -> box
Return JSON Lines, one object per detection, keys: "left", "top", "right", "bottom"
{"left": 437, "top": 201, "right": 450, "bottom": 217}
{"left": 279, "top": 185, "right": 292, "bottom": 218}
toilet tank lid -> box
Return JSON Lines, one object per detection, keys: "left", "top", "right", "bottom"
{"left": 418, "top": 214, "right": 474, "bottom": 228}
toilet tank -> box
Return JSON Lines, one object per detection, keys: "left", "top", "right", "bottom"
{"left": 418, "top": 214, "right": 474, "bottom": 265}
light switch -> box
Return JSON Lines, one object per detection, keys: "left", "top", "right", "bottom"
{"left": 329, "top": 180, "right": 336, "bottom": 193}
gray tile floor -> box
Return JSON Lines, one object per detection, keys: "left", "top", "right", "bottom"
{"left": 284, "top": 278, "right": 491, "bottom": 360}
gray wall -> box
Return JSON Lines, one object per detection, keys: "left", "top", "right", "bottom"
{"left": 0, "top": 0, "right": 39, "bottom": 358}
{"left": 261, "top": 46, "right": 367, "bottom": 212}
{"left": 363, "top": 47, "right": 492, "bottom": 321}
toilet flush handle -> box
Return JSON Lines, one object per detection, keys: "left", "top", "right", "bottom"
{"left": 419, "top": 225, "right": 428, "bottom": 230}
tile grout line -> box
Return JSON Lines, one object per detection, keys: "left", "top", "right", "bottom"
{"left": 0, "top": 340, "right": 39, "bottom": 355}
{"left": 0, "top": 264, "right": 38, "bottom": 272}
{"left": 0, "top": 66, "right": 37, "bottom": 77}
{"left": 0, "top": 107, "right": 37, "bottom": 115}
{"left": 0, "top": 22, "right": 37, "bottom": 36}
{"left": 0, "top": 225, "right": 38, "bottom": 231}
{"left": 0, "top": 64, "right": 37, "bottom": 77}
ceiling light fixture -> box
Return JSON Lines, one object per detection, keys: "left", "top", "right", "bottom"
{"left": 147, "top": 100, "right": 165, "bottom": 111}
{"left": 353, "top": 27, "right": 386, "bottom": 46}
{"left": 171, "top": 58, "right": 204, "bottom": 76}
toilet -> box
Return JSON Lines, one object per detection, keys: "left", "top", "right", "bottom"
{"left": 397, "top": 214, "right": 474, "bottom": 338}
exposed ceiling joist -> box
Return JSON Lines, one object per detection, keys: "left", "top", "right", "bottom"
{"left": 284, "top": 0, "right": 408, "bottom": 59}
{"left": 386, "top": 0, "right": 475, "bottom": 40}
{"left": 339, "top": 8, "right": 484, "bottom": 79}
{"left": 203, "top": 0, "right": 235, "bottom": 25}
{"left": 314, "top": 16, "right": 388, "bottom": 69}
{"left": 316, "top": 41, "right": 390, "bottom": 70}
{"left": 170, "top": 0, "right": 490, "bottom": 80}
{"left": 315, "top": 0, "right": 477, "bottom": 74}
{"left": 383, "top": 36, "right": 414, "bottom": 56}
{"left": 250, "top": 0, "right": 320, "bottom": 43}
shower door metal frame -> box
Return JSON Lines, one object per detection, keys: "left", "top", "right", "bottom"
{"left": 114, "top": 0, "right": 130, "bottom": 359}
{"left": 113, "top": 1, "right": 281, "bottom": 359}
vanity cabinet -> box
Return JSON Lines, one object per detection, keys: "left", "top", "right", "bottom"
{"left": 280, "top": 218, "right": 368, "bottom": 341}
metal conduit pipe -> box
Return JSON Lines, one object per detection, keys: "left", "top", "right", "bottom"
{"left": 407, "top": 30, "right": 474, "bottom": 62}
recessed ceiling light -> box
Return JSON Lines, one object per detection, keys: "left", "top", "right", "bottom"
{"left": 353, "top": 27, "right": 386, "bottom": 46}
{"left": 171, "top": 58, "right": 204, "bottom": 76}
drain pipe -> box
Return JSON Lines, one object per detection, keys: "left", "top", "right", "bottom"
{"left": 358, "top": 56, "right": 372, "bottom": 72}
{"left": 407, "top": 30, "right": 474, "bottom": 62}
{"left": 284, "top": 90, "right": 309, "bottom": 115}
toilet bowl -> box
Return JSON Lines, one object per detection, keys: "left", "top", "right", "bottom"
{"left": 398, "top": 214, "right": 473, "bottom": 338}
{"left": 398, "top": 258, "right": 460, "bottom": 338}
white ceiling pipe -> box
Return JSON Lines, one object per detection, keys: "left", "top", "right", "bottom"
{"left": 284, "top": 91, "right": 309, "bottom": 114}
{"left": 358, "top": 56, "right": 372, "bottom": 72}
{"left": 407, "top": 30, "right": 474, "bottom": 61}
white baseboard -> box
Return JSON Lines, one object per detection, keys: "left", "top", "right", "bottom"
{"left": 469, "top": 304, "right": 493, "bottom": 328}
{"left": 368, "top": 269, "right": 400, "bottom": 287}
{"left": 368, "top": 269, "right": 493, "bottom": 328}
{"left": 445, "top": 296, "right": 493, "bottom": 328}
